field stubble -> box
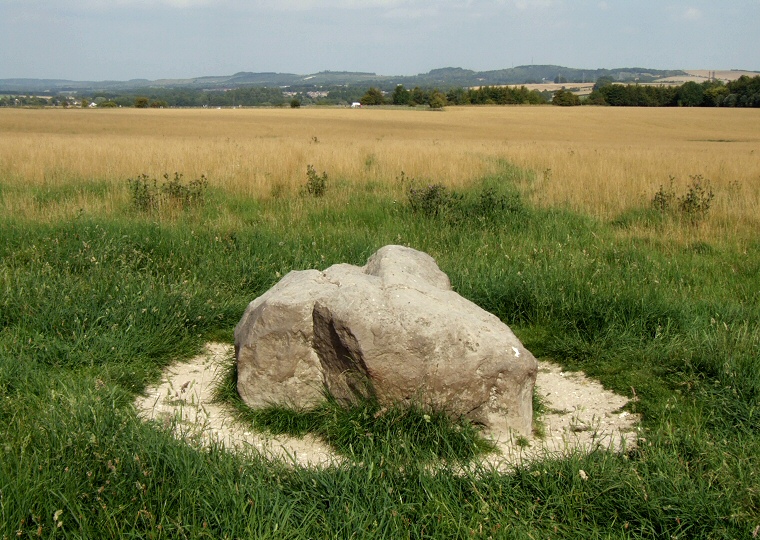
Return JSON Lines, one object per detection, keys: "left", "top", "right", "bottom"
{"left": 1, "top": 106, "right": 758, "bottom": 239}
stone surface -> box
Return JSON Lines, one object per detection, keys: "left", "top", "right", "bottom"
{"left": 234, "top": 245, "right": 538, "bottom": 435}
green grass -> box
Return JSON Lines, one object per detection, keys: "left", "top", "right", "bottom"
{"left": 214, "top": 368, "right": 496, "bottom": 465}
{"left": 1, "top": 164, "right": 759, "bottom": 538}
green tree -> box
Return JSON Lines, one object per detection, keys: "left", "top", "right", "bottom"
{"left": 526, "top": 89, "right": 548, "bottom": 104}
{"left": 702, "top": 82, "right": 728, "bottom": 107}
{"left": 446, "top": 87, "right": 469, "bottom": 105}
{"left": 724, "top": 75, "right": 760, "bottom": 107}
{"left": 585, "top": 90, "right": 607, "bottom": 105}
{"left": 360, "top": 87, "right": 386, "bottom": 106}
{"left": 677, "top": 81, "right": 704, "bottom": 107}
{"left": 593, "top": 76, "right": 615, "bottom": 92}
{"left": 134, "top": 97, "right": 150, "bottom": 108}
{"left": 428, "top": 90, "right": 447, "bottom": 109}
{"left": 392, "top": 85, "right": 410, "bottom": 105}
{"left": 409, "top": 86, "right": 427, "bottom": 106}
{"left": 552, "top": 88, "right": 580, "bottom": 106}
{"left": 290, "top": 98, "right": 301, "bottom": 108}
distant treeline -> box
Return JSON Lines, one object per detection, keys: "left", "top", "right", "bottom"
{"left": 585, "top": 75, "right": 760, "bottom": 107}
{"left": 378, "top": 76, "right": 760, "bottom": 108}
{"left": 0, "top": 87, "right": 291, "bottom": 109}
{"left": 1, "top": 75, "right": 758, "bottom": 108}
{"left": 356, "top": 84, "right": 548, "bottom": 107}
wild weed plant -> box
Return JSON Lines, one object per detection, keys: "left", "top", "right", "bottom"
{"left": 407, "top": 183, "right": 458, "bottom": 217}
{"left": 407, "top": 175, "right": 525, "bottom": 226}
{"left": 651, "top": 176, "right": 676, "bottom": 214}
{"left": 303, "top": 164, "right": 328, "bottom": 197}
{"left": 127, "top": 172, "right": 208, "bottom": 214}
{"left": 652, "top": 174, "right": 715, "bottom": 224}
{"left": 677, "top": 175, "right": 715, "bottom": 223}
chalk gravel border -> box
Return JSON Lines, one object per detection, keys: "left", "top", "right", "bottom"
{"left": 135, "top": 343, "right": 640, "bottom": 469}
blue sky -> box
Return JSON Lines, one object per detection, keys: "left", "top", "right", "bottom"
{"left": 2, "top": 0, "right": 758, "bottom": 80}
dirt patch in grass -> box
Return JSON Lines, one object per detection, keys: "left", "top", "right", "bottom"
{"left": 135, "top": 343, "right": 640, "bottom": 468}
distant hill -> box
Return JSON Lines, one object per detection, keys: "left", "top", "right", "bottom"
{"left": 0, "top": 66, "right": 689, "bottom": 94}
{"left": 661, "top": 69, "right": 760, "bottom": 84}
{"left": 408, "top": 65, "right": 684, "bottom": 86}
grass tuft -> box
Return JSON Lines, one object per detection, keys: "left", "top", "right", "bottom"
{"left": 214, "top": 364, "right": 496, "bottom": 465}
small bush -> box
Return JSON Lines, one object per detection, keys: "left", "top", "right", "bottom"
{"left": 127, "top": 174, "right": 157, "bottom": 212}
{"left": 408, "top": 180, "right": 524, "bottom": 225}
{"left": 652, "top": 176, "right": 676, "bottom": 213}
{"left": 678, "top": 175, "right": 714, "bottom": 223}
{"left": 127, "top": 172, "right": 208, "bottom": 214}
{"left": 303, "top": 165, "right": 327, "bottom": 197}
{"left": 651, "top": 174, "right": 714, "bottom": 224}
{"left": 472, "top": 186, "right": 524, "bottom": 219}
{"left": 162, "top": 172, "right": 208, "bottom": 207}
{"left": 407, "top": 183, "right": 457, "bottom": 218}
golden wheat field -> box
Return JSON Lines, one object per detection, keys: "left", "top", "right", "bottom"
{"left": 1, "top": 106, "right": 758, "bottom": 236}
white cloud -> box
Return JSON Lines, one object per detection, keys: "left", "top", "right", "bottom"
{"left": 139, "top": 0, "right": 210, "bottom": 5}
{"left": 513, "top": 0, "right": 557, "bottom": 11}
{"left": 382, "top": 6, "right": 439, "bottom": 19}
{"left": 17, "top": 0, "right": 220, "bottom": 9}
{"left": 257, "top": 0, "right": 411, "bottom": 9}
{"left": 683, "top": 7, "right": 702, "bottom": 20}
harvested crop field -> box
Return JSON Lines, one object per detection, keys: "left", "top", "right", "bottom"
{"left": 1, "top": 107, "right": 758, "bottom": 237}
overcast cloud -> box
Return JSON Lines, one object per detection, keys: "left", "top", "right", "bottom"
{"left": 1, "top": 0, "right": 758, "bottom": 80}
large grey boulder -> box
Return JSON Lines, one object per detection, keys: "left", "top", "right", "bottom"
{"left": 234, "top": 245, "right": 537, "bottom": 435}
